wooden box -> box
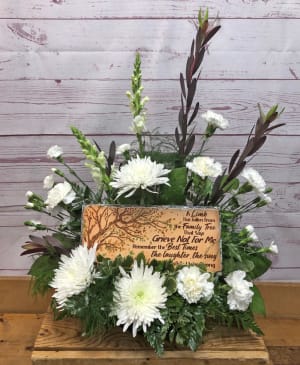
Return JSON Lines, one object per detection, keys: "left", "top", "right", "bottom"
{"left": 32, "top": 312, "right": 271, "bottom": 365}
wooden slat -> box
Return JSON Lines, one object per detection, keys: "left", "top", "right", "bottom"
{"left": 256, "top": 283, "right": 300, "bottom": 319}
{"left": 0, "top": 277, "right": 51, "bottom": 313}
{"left": 0, "top": 50, "right": 296, "bottom": 81}
{"left": 0, "top": 80, "right": 295, "bottom": 135}
{"left": 0, "top": 0, "right": 299, "bottom": 19}
{"left": 255, "top": 318, "right": 300, "bottom": 346}
{"left": 3, "top": 19, "right": 298, "bottom": 52}
{"left": 31, "top": 312, "right": 270, "bottom": 365}
{"left": 0, "top": 313, "right": 44, "bottom": 365}
{"left": 1, "top": 182, "right": 299, "bottom": 213}
{"left": 0, "top": 135, "right": 297, "bottom": 183}
{"left": 0, "top": 278, "right": 299, "bottom": 317}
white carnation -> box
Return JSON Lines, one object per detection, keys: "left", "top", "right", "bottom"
{"left": 43, "top": 175, "right": 55, "bottom": 189}
{"left": 25, "top": 191, "right": 33, "bottom": 198}
{"left": 176, "top": 266, "right": 214, "bottom": 304}
{"left": 268, "top": 241, "right": 279, "bottom": 254}
{"left": 241, "top": 167, "right": 266, "bottom": 194}
{"left": 45, "top": 181, "right": 76, "bottom": 209}
{"left": 225, "top": 270, "right": 254, "bottom": 311}
{"left": 110, "top": 156, "right": 170, "bottom": 199}
{"left": 131, "top": 115, "right": 146, "bottom": 134}
{"left": 245, "top": 225, "right": 259, "bottom": 242}
{"left": 47, "top": 145, "right": 63, "bottom": 159}
{"left": 116, "top": 143, "right": 131, "bottom": 155}
{"left": 50, "top": 245, "right": 98, "bottom": 308}
{"left": 27, "top": 220, "right": 42, "bottom": 230}
{"left": 113, "top": 261, "right": 167, "bottom": 337}
{"left": 202, "top": 110, "right": 229, "bottom": 130}
{"left": 186, "top": 156, "right": 222, "bottom": 178}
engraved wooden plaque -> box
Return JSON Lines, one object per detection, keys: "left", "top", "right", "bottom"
{"left": 82, "top": 205, "right": 222, "bottom": 272}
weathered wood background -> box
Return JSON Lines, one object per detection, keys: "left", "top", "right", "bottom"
{"left": 0, "top": 1, "right": 299, "bottom": 280}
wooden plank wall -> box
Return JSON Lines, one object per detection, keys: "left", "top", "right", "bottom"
{"left": 0, "top": 1, "right": 299, "bottom": 280}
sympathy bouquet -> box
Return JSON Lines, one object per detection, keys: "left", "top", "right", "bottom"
{"left": 22, "top": 10, "right": 283, "bottom": 355}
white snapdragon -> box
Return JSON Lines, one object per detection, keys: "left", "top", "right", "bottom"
{"left": 176, "top": 266, "right": 214, "bottom": 304}
{"left": 201, "top": 110, "right": 229, "bottom": 130}
{"left": 131, "top": 115, "right": 146, "bottom": 134}
{"left": 186, "top": 156, "right": 222, "bottom": 178}
{"left": 45, "top": 181, "right": 76, "bottom": 209}
{"left": 47, "top": 145, "right": 63, "bottom": 159}
{"left": 225, "top": 270, "right": 254, "bottom": 311}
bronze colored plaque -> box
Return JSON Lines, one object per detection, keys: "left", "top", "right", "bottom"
{"left": 82, "top": 205, "right": 222, "bottom": 272}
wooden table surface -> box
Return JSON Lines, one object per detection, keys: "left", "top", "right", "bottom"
{"left": 0, "top": 278, "right": 300, "bottom": 365}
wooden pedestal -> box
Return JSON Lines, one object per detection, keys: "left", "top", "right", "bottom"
{"left": 32, "top": 312, "right": 271, "bottom": 365}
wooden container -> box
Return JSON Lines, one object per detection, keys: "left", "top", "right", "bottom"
{"left": 32, "top": 312, "right": 271, "bottom": 365}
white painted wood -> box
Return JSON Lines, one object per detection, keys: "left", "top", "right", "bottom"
{"left": 0, "top": 1, "right": 298, "bottom": 279}
{"left": 0, "top": 135, "right": 298, "bottom": 182}
{"left": 2, "top": 19, "right": 299, "bottom": 52}
{"left": 0, "top": 0, "right": 299, "bottom": 19}
{"left": 0, "top": 80, "right": 295, "bottom": 134}
{"left": 1, "top": 181, "right": 299, "bottom": 214}
{"left": 0, "top": 50, "right": 298, "bottom": 81}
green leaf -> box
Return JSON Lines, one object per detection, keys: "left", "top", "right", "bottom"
{"left": 223, "top": 178, "right": 239, "bottom": 193}
{"left": 164, "top": 277, "right": 177, "bottom": 295}
{"left": 28, "top": 254, "right": 59, "bottom": 295}
{"left": 250, "top": 285, "right": 266, "bottom": 316}
{"left": 160, "top": 167, "right": 187, "bottom": 205}
{"left": 248, "top": 255, "right": 272, "bottom": 279}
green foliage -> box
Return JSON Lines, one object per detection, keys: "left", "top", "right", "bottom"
{"left": 160, "top": 167, "right": 187, "bottom": 205}
{"left": 29, "top": 255, "right": 59, "bottom": 295}
{"left": 250, "top": 285, "right": 266, "bottom": 316}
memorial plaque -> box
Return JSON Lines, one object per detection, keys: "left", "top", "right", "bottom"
{"left": 82, "top": 205, "right": 222, "bottom": 272}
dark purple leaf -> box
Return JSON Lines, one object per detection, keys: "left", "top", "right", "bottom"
{"left": 203, "top": 25, "right": 221, "bottom": 46}
{"left": 184, "top": 134, "right": 195, "bottom": 156}
{"left": 228, "top": 149, "right": 240, "bottom": 173}
{"left": 188, "top": 102, "right": 199, "bottom": 126}
{"left": 248, "top": 136, "right": 267, "bottom": 156}
{"left": 187, "top": 78, "right": 197, "bottom": 110}
{"left": 180, "top": 73, "right": 186, "bottom": 99}
{"left": 265, "top": 123, "right": 286, "bottom": 133}
{"left": 193, "top": 48, "right": 205, "bottom": 74}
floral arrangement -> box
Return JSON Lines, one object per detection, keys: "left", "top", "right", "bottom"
{"left": 22, "top": 10, "right": 283, "bottom": 355}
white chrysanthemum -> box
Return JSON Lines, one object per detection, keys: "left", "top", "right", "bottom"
{"left": 45, "top": 181, "right": 76, "bottom": 209}
{"left": 116, "top": 143, "right": 131, "bottom": 155}
{"left": 225, "top": 270, "right": 254, "bottom": 311}
{"left": 241, "top": 167, "right": 266, "bottom": 194}
{"left": 245, "top": 225, "right": 259, "bottom": 242}
{"left": 110, "top": 156, "right": 170, "bottom": 199}
{"left": 268, "top": 241, "right": 279, "bottom": 254}
{"left": 131, "top": 115, "right": 146, "bottom": 134}
{"left": 201, "top": 110, "right": 229, "bottom": 130}
{"left": 47, "top": 145, "right": 63, "bottom": 159}
{"left": 113, "top": 261, "right": 167, "bottom": 337}
{"left": 186, "top": 156, "right": 222, "bottom": 178}
{"left": 176, "top": 266, "right": 214, "bottom": 304}
{"left": 43, "top": 175, "right": 55, "bottom": 189}
{"left": 50, "top": 245, "right": 98, "bottom": 308}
